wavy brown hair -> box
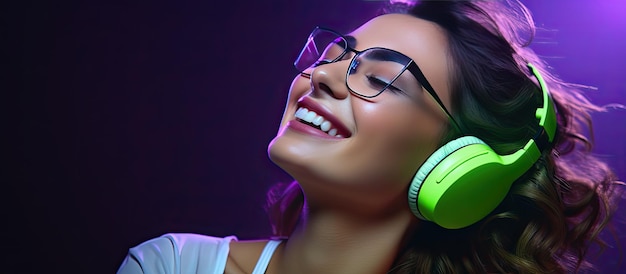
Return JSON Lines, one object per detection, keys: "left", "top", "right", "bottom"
{"left": 266, "top": 1, "right": 621, "bottom": 273}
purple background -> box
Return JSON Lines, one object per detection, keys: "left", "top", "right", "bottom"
{"left": 4, "top": 0, "right": 625, "bottom": 273}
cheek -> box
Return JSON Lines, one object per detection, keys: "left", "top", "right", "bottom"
{"left": 289, "top": 74, "right": 311, "bottom": 99}
{"left": 350, "top": 100, "right": 444, "bottom": 177}
{"left": 279, "top": 75, "right": 310, "bottom": 127}
{"left": 358, "top": 99, "right": 443, "bottom": 144}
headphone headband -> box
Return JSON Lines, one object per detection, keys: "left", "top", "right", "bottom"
{"left": 527, "top": 63, "right": 557, "bottom": 150}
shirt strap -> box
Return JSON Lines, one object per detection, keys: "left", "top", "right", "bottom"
{"left": 251, "top": 240, "right": 282, "bottom": 274}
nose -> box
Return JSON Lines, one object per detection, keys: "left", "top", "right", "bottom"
{"left": 308, "top": 61, "right": 351, "bottom": 100}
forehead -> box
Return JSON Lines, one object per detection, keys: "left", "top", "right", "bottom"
{"left": 348, "top": 14, "right": 451, "bottom": 92}
{"left": 349, "top": 14, "right": 448, "bottom": 61}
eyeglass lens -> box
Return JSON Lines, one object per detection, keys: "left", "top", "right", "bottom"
{"left": 294, "top": 28, "right": 418, "bottom": 98}
{"left": 294, "top": 29, "right": 348, "bottom": 72}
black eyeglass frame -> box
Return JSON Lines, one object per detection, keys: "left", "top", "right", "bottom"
{"left": 296, "top": 26, "right": 462, "bottom": 132}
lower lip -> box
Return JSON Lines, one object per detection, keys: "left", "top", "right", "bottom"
{"left": 286, "top": 120, "right": 342, "bottom": 140}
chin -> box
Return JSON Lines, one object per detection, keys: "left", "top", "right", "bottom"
{"left": 267, "top": 132, "right": 331, "bottom": 183}
{"left": 267, "top": 134, "right": 302, "bottom": 176}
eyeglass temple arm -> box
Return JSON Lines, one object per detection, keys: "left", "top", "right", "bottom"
{"left": 406, "top": 61, "right": 463, "bottom": 133}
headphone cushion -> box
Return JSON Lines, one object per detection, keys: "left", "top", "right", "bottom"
{"left": 408, "top": 136, "right": 487, "bottom": 220}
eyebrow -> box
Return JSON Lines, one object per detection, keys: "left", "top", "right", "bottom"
{"left": 364, "top": 49, "right": 411, "bottom": 65}
{"left": 343, "top": 35, "right": 409, "bottom": 64}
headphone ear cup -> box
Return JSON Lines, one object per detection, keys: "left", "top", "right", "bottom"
{"left": 408, "top": 136, "right": 487, "bottom": 221}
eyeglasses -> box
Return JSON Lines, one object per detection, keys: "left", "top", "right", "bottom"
{"left": 294, "top": 27, "right": 461, "bottom": 131}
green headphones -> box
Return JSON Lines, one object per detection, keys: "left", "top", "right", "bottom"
{"left": 407, "top": 63, "right": 557, "bottom": 229}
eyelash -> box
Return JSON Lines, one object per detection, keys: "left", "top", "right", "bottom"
{"left": 313, "top": 60, "right": 331, "bottom": 67}
{"left": 367, "top": 76, "right": 404, "bottom": 94}
{"left": 314, "top": 51, "right": 353, "bottom": 67}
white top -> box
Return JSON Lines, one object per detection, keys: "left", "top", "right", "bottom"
{"left": 117, "top": 233, "right": 282, "bottom": 274}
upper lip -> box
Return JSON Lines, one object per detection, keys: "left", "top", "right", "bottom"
{"left": 296, "top": 97, "right": 352, "bottom": 138}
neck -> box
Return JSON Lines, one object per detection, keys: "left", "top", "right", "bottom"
{"left": 276, "top": 206, "right": 417, "bottom": 274}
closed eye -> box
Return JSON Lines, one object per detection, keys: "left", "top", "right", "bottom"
{"left": 314, "top": 51, "right": 352, "bottom": 68}
{"left": 313, "top": 60, "right": 331, "bottom": 67}
{"left": 366, "top": 75, "right": 403, "bottom": 94}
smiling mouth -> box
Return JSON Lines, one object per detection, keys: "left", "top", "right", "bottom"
{"left": 295, "top": 107, "right": 345, "bottom": 138}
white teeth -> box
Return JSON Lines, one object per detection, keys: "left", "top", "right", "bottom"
{"left": 320, "top": 121, "right": 331, "bottom": 132}
{"left": 295, "top": 108, "right": 307, "bottom": 118}
{"left": 312, "top": 116, "right": 324, "bottom": 126}
{"left": 303, "top": 111, "right": 316, "bottom": 123}
{"left": 295, "top": 107, "right": 344, "bottom": 138}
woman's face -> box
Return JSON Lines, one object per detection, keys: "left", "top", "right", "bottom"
{"left": 268, "top": 14, "right": 453, "bottom": 211}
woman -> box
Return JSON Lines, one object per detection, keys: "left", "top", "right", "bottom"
{"left": 118, "top": 1, "right": 620, "bottom": 273}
